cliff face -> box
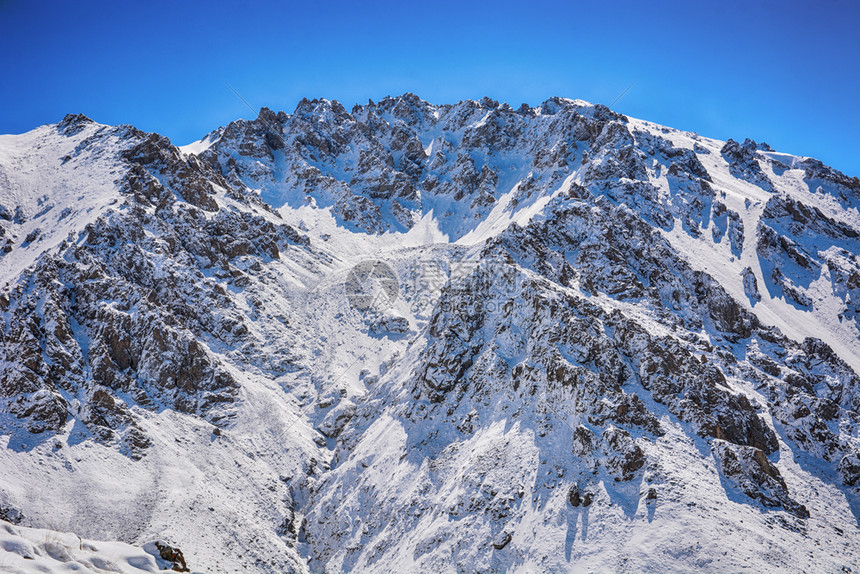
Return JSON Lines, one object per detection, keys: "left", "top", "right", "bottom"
{"left": 1, "top": 95, "right": 859, "bottom": 572}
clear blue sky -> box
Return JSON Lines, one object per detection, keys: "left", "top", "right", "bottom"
{"left": 1, "top": 0, "right": 858, "bottom": 175}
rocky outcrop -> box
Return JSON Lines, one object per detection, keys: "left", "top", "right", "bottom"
{"left": 721, "top": 138, "right": 773, "bottom": 191}
{"left": 601, "top": 426, "right": 646, "bottom": 481}
{"left": 0, "top": 121, "right": 316, "bottom": 453}
{"left": 757, "top": 193, "right": 860, "bottom": 320}
{"left": 713, "top": 440, "right": 809, "bottom": 518}
{"left": 153, "top": 541, "right": 189, "bottom": 572}
{"left": 742, "top": 266, "right": 761, "bottom": 302}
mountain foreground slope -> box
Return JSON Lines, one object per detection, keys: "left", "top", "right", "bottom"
{"left": 0, "top": 95, "right": 859, "bottom": 573}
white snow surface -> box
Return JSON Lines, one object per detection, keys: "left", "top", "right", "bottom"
{"left": 0, "top": 519, "right": 179, "bottom": 573}
{"left": 0, "top": 122, "right": 126, "bottom": 287}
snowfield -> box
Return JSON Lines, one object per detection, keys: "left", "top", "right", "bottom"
{"left": 0, "top": 519, "right": 186, "bottom": 573}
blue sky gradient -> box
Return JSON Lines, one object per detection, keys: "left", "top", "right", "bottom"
{"left": 1, "top": 0, "right": 858, "bottom": 175}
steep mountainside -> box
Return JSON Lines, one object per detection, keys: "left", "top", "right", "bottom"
{"left": 1, "top": 95, "right": 859, "bottom": 573}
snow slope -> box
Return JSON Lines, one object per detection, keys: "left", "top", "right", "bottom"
{"left": 0, "top": 117, "right": 127, "bottom": 287}
{"left": 0, "top": 519, "right": 195, "bottom": 574}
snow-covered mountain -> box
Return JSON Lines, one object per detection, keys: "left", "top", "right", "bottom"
{"left": 1, "top": 94, "right": 859, "bottom": 573}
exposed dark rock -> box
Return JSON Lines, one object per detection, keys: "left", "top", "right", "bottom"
{"left": 721, "top": 138, "right": 773, "bottom": 191}
{"left": 154, "top": 541, "right": 190, "bottom": 572}
{"left": 0, "top": 504, "right": 24, "bottom": 525}
{"left": 568, "top": 484, "right": 582, "bottom": 507}
{"left": 601, "top": 426, "right": 646, "bottom": 481}
{"left": 713, "top": 440, "right": 809, "bottom": 518}
{"left": 838, "top": 452, "right": 860, "bottom": 487}
{"left": 742, "top": 267, "right": 761, "bottom": 302}
{"left": 492, "top": 531, "right": 512, "bottom": 550}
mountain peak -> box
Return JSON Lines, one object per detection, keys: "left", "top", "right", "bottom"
{"left": 1, "top": 96, "right": 859, "bottom": 573}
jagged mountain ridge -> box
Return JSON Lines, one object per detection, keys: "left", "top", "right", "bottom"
{"left": 0, "top": 94, "right": 859, "bottom": 573}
